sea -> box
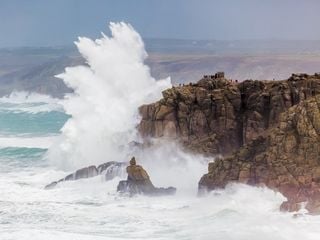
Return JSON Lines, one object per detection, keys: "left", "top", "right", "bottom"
{"left": 1, "top": 22, "right": 320, "bottom": 240}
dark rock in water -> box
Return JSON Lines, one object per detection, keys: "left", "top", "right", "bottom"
{"left": 97, "top": 162, "right": 116, "bottom": 173}
{"left": 64, "top": 173, "right": 74, "bottom": 181}
{"left": 75, "top": 165, "right": 98, "bottom": 179}
{"left": 117, "top": 180, "right": 176, "bottom": 196}
{"left": 97, "top": 161, "right": 126, "bottom": 180}
{"left": 45, "top": 161, "right": 126, "bottom": 189}
{"left": 44, "top": 181, "right": 58, "bottom": 189}
{"left": 117, "top": 157, "right": 176, "bottom": 196}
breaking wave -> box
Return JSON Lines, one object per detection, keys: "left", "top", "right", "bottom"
{"left": 48, "top": 22, "right": 171, "bottom": 170}
{"left": 2, "top": 22, "right": 320, "bottom": 240}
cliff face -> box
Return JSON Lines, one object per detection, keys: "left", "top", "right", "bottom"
{"left": 199, "top": 95, "right": 320, "bottom": 213}
{"left": 139, "top": 73, "right": 320, "bottom": 156}
{"left": 139, "top": 72, "right": 320, "bottom": 213}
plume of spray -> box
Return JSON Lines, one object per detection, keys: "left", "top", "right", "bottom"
{"left": 48, "top": 22, "right": 208, "bottom": 193}
{"left": 48, "top": 22, "right": 171, "bottom": 169}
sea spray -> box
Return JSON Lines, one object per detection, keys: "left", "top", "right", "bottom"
{"left": 48, "top": 22, "right": 171, "bottom": 170}
{"left": 131, "top": 139, "right": 210, "bottom": 195}
{"left": 2, "top": 23, "right": 320, "bottom": 240}
{"left": 46, "top": 22, "right": 210, "bottom": 193}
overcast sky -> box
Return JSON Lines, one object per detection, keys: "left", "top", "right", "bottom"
{"left": 0, "top": 0, "right": 319, "bottom": 47}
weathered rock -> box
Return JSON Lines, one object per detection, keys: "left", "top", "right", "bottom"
{"left": 138, "top": 72, "right": 320, "bottom": 156}
{"left": 117, "top": 157, "right": 176, "bottom": 196}
{"left": 74, "top": 165, "right": 98, "bottom": 179}
{"left": 45, "top": 161, "right": 126, "bottom": 189}
{"left": 97, "top": 161, "right": 127, "bottom": 180}
{"left": 199, "top": 95, "right": 320, "bottom": 213}
{"left": 117, "top": 180, "right": 176, "bottom": 196}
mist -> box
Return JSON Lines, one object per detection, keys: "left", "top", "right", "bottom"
{"left": 47, "top": 22, "right": 171, "bottom": 169}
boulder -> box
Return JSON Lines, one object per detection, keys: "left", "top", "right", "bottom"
{"left": 45, "top": 161, "right": 126, "bottom": 189}
{"left": 117, "top": 157, "right": 176, "bottom": 196}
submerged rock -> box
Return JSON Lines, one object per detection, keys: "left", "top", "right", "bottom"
{"left": 117, "top": 157, "right": 176, "bottom": 196}
{"left": 45, "top": 161, "right": 126, "bottom": 189}
{"left": 199, "top": 95, "right": 320, "bottom": 214}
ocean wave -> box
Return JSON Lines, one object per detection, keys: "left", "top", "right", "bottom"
{"left": 0, "top": 110, "right": 68, "bottom": 136}
{"left": 0, "top": 93, "right": 69, "bottom": 135}
{"left": 0, "top": 91, "right": 64, "bottom": 114}
{"left": 0, "top": 91, "right": 58, "bottom": 104}
{"left": 0, "top": 135, "right": 58, "bottom": 149}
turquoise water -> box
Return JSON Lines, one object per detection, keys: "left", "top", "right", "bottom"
{"left": 0, "top": 103, "right": 68, "bottom": 136}
{"left": 0, "top": 147, "right": 47, "bottom": 173}
{"left": 0, "top": 97, "right": 68, "bottom": 171}
{"left": 1, "top": 94, "right": 320, "bottom": 240}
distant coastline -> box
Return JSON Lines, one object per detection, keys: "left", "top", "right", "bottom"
{"left": 0, "top": 39, "right": 320, "bottom": 97}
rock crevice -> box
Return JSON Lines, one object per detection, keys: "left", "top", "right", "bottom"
{"left": 199, "top": 95, "right": 320, "bottom": 213}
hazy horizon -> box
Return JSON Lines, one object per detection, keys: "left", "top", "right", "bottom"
{"left": 1, "top": 0, "right": 320, "bottom": 47}
{"left": 0, "top": 36, "right": 320, "bottom": 51}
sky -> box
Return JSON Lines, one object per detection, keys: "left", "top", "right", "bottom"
{"left": 0, "top": 0, "right": 319, "bottom": 47}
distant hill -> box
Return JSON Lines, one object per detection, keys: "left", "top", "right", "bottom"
{"left": 0, "top": 40, "right": 320, "bottom": 97}
{"left": 0, "top": 46, "right": 80, "bottom": 98}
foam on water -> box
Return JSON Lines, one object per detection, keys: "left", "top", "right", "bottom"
{"left": 0, "top": 135, "right": 57, "bottom": 149}
{"left": 1, "top": 165, "right": 320, "bottom": 240}
{"left": 0, "top": 91, "right": 58, "bottom": 105}
{"left": 0, "top": 91, "right": 63, "bottom": 114}
{"left": 0, "top": 92, "right": 68, "bottom": 137}
{"left": 1, "top": 22, "right": 320, "bottom": 239}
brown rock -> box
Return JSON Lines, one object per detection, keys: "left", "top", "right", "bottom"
{"left": 117, "top": 157, "right": 176, "bottom": 196}
{"left": 137, "top": 72, "right": 320, "bottom": 213}
{"left": 198, "top": 95, "right": 320, "bottom": 214}
{"left": 138, "top": 72, "right": 320, "bottom": 156}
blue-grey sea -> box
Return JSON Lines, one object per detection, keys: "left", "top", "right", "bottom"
{"left": 0, "top": 92, "right": 320, "bottom": 240}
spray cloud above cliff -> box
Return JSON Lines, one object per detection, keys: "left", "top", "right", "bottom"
{"left": 48, "top": 22, "right": 171, "bottom": 169}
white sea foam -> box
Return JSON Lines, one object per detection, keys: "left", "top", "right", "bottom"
{"left": 0, "top": 91, "right": 63, "bottom": 114}
{"left": 1, "top": 166, "right": 320, "bottom": 240}
{"left": 0, "top": 135, "right": 58, "bottom": 149}
{"left": 0, "top": 91, "right": 57, "bottom": 104}
{"left": 2, "top": 22, "right": 317, "bottom": 239}
{"left": 48, "top": 22, "right": 171, "bottom": 170}
{"left": 46, "top": 22, "right": 208, "bottom": 197}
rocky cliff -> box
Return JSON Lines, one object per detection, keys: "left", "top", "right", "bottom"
{"left": 139, "top": 72, "right": 320, "bottom": 156}
{"left": 139, "top": 72, "right": 320, "bottom": 213}
{"left": 199, "top": 94, "right": 320, "bottom": 213}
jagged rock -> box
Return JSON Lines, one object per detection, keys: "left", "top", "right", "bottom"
{"left": 199, "top": 95, "right": 320, "bottom": 214}
{"left": 74, "top": 165, "right": 98, "bottom": 179}
{"left": 117, "top": 157, "right": 176, "bottom": 196}
{"left": 97, "top": 161, "right": 126, "bottom": 180}
{"left": 45, "top": 161, "right": 126, "bottom": 189}
{"left": 138, "top": 72, "right": 320, "bottom": 156}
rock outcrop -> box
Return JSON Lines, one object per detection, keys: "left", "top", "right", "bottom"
{"left": 117, "top": 157, "right": 176, "bottom": 196}
{"left": 139, "top": 72, "right": 320, "bottom": 156}
{"left": 138, "top": 72, "right": 320, "bottom": 213}
{"left": 45, "top": 161, "right": 126, "bottom": 189}
{"left": 199, "top": 94, "right": 320, "bottom": 213}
